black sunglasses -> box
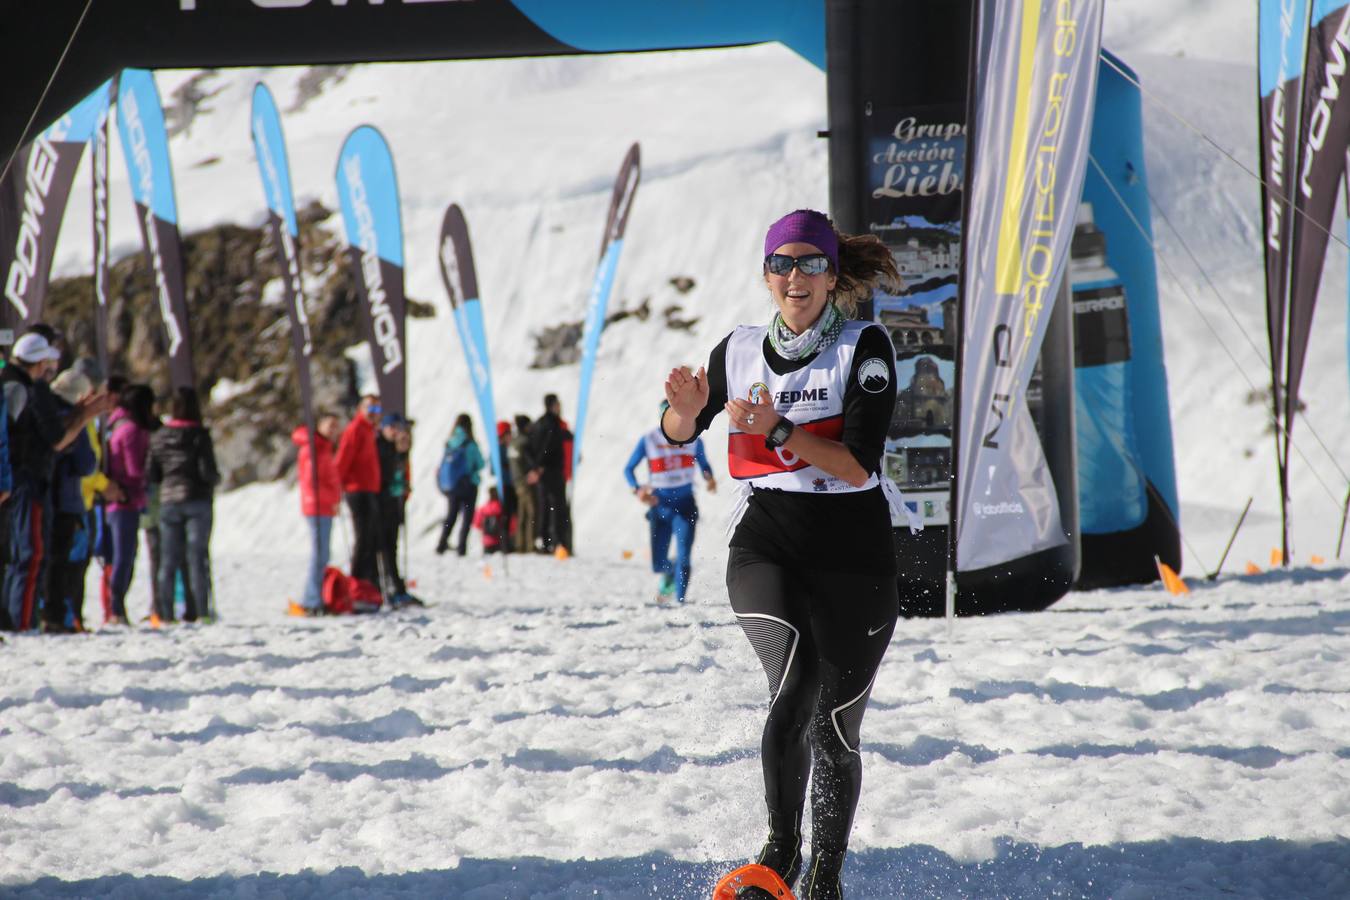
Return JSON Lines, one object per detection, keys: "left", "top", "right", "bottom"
{"left": 765, "top": 253, "right": 832, "bottom": 276}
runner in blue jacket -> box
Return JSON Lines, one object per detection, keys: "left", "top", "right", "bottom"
{"left": 623, "top": 403, "right": 716, "bottom": 603}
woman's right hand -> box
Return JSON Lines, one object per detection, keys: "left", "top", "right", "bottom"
{"left": 664, "top": 366, "right": 708, "bottom": 419}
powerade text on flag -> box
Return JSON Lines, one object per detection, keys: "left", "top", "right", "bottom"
{"left": 1285, "top": 0, "right": 1350, "bottom": 474}
{"left": 252, "top": 82, "right": 320, "bottom": 501}
{"left": 956, "top": 0, "right": 1103, "bottom": 573}
{"left": 117, "top": 69, "right": 196, "bottom": 389}
{"left": 572, "top": 142, "right": 640, "bottom": 472}
{"left": 1, "top": 80, "right": 110, "bottom": 333}
{"left": 335, "top": 125, "right": 407, "bottom": 417}
{"left": 1258, "top": 0, "right": 1312, "bottom": 429}
{"left": 438, "top": 204, "right": 504, "bottom": 489}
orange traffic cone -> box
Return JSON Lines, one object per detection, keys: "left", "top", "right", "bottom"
{"left": 1311, "top": 554, "right": 1326, "bottom": 565}
{"left": 148, "top": 613, "right": 163, "bottom": 629}
{"left": 1245, "top": 561, "right": 1262, "bottom": 575}
{"left": 1270, "top": 547, "right": 1284, "bottom": 566}
{"left": 621, "top": 550, "right": 634, "bottom": 560}
{"left": 554, "top": 545, "right": 570, "bottom": 560}
{"left": 1155, "top": 558, "right": 1189, "bottom": 595}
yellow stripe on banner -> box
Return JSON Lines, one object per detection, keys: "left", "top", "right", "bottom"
{"left": 994, "top": 0, "right": 1044, "bottom": 296}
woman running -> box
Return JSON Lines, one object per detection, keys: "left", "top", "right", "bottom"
{"left": 662, "top": 209, "right": 901, "bottom": 899}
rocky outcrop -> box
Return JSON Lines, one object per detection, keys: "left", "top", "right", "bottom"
{"left": 44, "top": 201, "right": 432, "bottom": 490}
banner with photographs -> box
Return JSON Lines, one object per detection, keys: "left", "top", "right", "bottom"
{"left": 865, "top": 103, "right": 965, "bottom": 529}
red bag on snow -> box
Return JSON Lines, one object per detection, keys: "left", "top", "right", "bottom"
{"left": 321, "top": 566, "right": 383, "bottom": 614}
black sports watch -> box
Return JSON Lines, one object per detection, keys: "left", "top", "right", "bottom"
{"left": 764, "top": 417, "right": 795, "bottom": 450}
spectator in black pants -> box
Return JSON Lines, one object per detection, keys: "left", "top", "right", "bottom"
{"left": 43, "top": 370, "right": 97, "bottom": 632}
{"left": 376, "top": 412, "right": 419, "bottom": 605}
{"left": 527, "top": 393, "right": 573, "bottom": 554}
{"left": 148, "top": 387, "right": 220, "bottom": 623}
{"left": 335, "top": 396, "right": 383, "bottom": 588}
{"left": 436, "top": 413, "right": 484, "bottom": 557}
{"left": 1, "top": 331, "right": 110, "bottom": 632}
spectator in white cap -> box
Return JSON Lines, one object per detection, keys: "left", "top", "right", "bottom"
{"left": 0, "top": 330, "right": 112, "bottom": 632}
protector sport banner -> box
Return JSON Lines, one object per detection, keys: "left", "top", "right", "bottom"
{"left": 572, "top": 142, "right": 640, "bottom": 472}
{"left": 956, "top": 0, "right": 1103, "bottom": 573}
{"left": 251, "top": 81, "right": 319, "bottom": 498}
{"left": 1258, "top": 0, "right": 1311, "bottom": 428}
{"left": 438, "top": 204, "right": 505, "bottom": 489}
{"left": 335, "top": 125, "right": 407, "bottom": 417}
{"left": 865, "top": 102, "right": 965, "bottom": 532}
{"left": 117, "top": 69, "right": 196, "bottom": 389}
{"left": 0, "top": 80, "right": 110, "bottom": 335}
{"left": 1285, "top": 0, "right": 1350, "bottom": 475}
{"left": 92, "top": 77, "right": 115, "bottom": 376}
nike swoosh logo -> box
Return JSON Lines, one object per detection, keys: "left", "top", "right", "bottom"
{"left": 867, "top": 623, "right": 888, "bottom": 637}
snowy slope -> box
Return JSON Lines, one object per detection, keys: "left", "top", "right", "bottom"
{"left": 3, "top": 555, "right": 1349, "bottom": 897}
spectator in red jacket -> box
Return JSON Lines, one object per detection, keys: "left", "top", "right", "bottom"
{"left": 472, "top": 486, "right": 509, "bottom": 555}
{"left": 290, "top": 412, "right": 342, "bottom": 616}
{"left": 334, "top": 395, "right": 382, "bottom": 589}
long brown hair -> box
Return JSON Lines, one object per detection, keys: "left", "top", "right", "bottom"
{"left": 832, "top": 231, "right": 903, "bottom": 316}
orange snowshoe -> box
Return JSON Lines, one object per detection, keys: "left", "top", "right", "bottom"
{"left": 712, "top": 863, "right": 796, "bottom": 899}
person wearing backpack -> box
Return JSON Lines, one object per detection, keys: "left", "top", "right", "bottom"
{"left": 472, "top": 486, "right": 509, "bottom": 554}
{"left": 147, "top": 387, "right": 221, "bottom": 624}
{"left": 435, "top": 413, "right": 484, "bottom": 557}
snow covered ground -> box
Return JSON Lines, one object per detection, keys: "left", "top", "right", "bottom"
{"left": 6, "top": 0, "right": 1350, "bottom": 897}
{"left": 3, "top": 552, "right": 1349, "bottom": 898}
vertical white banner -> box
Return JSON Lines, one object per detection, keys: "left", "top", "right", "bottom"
{"left": 956, "top": 0, "right": 1103, "bottom": 572}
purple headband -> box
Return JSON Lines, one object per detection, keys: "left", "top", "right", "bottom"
{"left": 764, "top": 209, "right": 838, "bottom": 271}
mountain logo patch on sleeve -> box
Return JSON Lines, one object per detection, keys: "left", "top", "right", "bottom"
{"left": 857, "top": 357, "right": 890, "bottom": 393}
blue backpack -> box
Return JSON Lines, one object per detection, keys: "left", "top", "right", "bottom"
{"left": 437, "top": 449, "right": 455, "bottom": 495}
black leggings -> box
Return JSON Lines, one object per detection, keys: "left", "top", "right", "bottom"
{"left": 726, "top": 547, "right": 898, "bottom": 855}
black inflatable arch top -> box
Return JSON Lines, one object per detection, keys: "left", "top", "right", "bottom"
{"left": 2, "top": 0, "right": 827, "bottom": 159}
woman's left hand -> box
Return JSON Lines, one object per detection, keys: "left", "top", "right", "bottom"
{"left": 725, "top": 392, "right": 778, "bottom": 436}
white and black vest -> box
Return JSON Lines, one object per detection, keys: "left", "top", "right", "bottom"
{"left": 642, "top": 428, "right": 699, "bottom": 489}
{"left": 724, "top": 320, "right": 879, "bottom": 494}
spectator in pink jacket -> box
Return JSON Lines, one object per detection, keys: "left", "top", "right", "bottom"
{"left": 105, "top": 384, "right": 157, "bottom": 625}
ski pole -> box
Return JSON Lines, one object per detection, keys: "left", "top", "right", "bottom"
{"left": 1337, "top": 486, "right": 1350, "bottom": 560}
{"left": 401, "top": 516, "right": 410, "bottom": 590}
{"left": 1207, "top": 497, "right": 1252, "bottom": 580}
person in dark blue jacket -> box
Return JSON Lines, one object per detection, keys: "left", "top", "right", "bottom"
{"left": 43, "top": 370, "right": 97, "bottom": 632}
{"left": 623, "top": 402, "right": 716, "bottom": 603}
